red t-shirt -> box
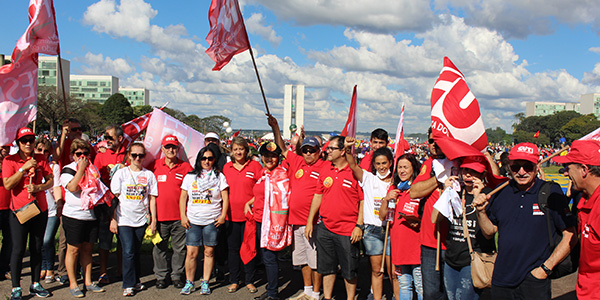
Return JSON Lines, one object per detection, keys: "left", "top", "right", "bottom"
{"left": 59, "top": 139, "right": 97, "bottom": 168}
{"left": 223, "top": 160, "right": 263, "bottom": 222}
{"left": 359, "top": 151, "right": 372, "bottom": 172}
{"left": 390, "top": 190, "right": 421, "bottom": 265}
{"left": 0, "top": 183, "right": 10, "bottom": 210}
{"left": 413, "top": 158, "right": 447, "bottom": 249}
{"left": 252, "top": 176, "right": 266, "bottom": 222}
{"left": 316, "top": 163, "right": 363, "bottom": 236}
{"left": 152, "top": 158, "right": 193, "bottom": 222}
{"left": 2, "top": 153, "right": 52, "bottom": 211}
{"left": 93, "top": 147, "right": 127, "bottom": 185}
{"left": 577, "top": 185, "right": 600, "bottom": 299}
{"left": 285, "top": 152, "right": 327, "bottom": 225}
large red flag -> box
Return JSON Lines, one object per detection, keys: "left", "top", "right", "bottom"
{"left": 205, "top": 0, "right": 250, "bottom": 71}
{"left": 431, "top": 57, "right": 487, "bottom": 152}
{"left": 121, "top": 103, "right": 169, "bottom": 149}
{"left": 341, "top": 85, "right": 358, "bottom": 138}
{"left": 393, "top": 103, "right": 410, "bottom": 161}
{"left": 13, "top": 0, "right": 60, "bottom": 62}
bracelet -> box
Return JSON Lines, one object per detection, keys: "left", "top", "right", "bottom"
{"left": 540, "top": 263, "right": 552, "bottom": 276}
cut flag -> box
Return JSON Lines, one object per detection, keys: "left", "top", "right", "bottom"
{"left": 121, "top": 103, "right": 168, "bottom": 149}
{"left": 393, "top": 102, "right": 410, "bottom": 162}
{"left": 341, "top": 85, "right": 358, "bottom": 138}
{"left": 205, "top": 0, "right": 250, "bottom": 71}
{"left": 533, "top": 130, "right": 540, "bottom": 138}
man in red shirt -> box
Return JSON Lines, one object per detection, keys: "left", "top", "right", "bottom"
{"left": 305, "top": 136, "right": 364, "bottom": 300}
{"left": 151, "top": 135, "right": 193, "bottom": 289}
{"left": 55, "top": 118, "right": 96, "bottom": 168}
{"left": 0, "top": 144, "right": 12, "bottom": 280}
{"left": 93, "top": 124, "right": 127, "bottom": 283}
{"left": 267, "top": 115, "right": 326, "bottom": 300}
{"left": 553, "top": 140, "right": 600, "bottom": 299}
{"left": 359, "top": 129, "right": 389, "bottom": 171}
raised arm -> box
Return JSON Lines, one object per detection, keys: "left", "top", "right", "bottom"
{"left": 344, "top": 137, "right": 363, "bottom": 183}
{"left": 267, "top": 114, "right": 289, "bottom": 157}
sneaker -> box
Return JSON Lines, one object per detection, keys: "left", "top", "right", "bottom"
{"left": 69, "top": 287, "right": 84, "bottom": 298}
{"left": 58, "top": 275, "right": 69, "bottom": 285}
{"left": 86, "top": 283, "right": 105, "bottom": 293}
{"left": 10, "top": 287, "right": 22, "bottom": 300}
{"left": 44, "top": 275, "right": 56, "bottom": 284}
{"left": 199, "top": 280, "right": 211, "bottom": 295}
{"left": 29, "top": 283, "right": 51, "bottom": 298}
{"left": 180, "top": 280, "right": 195, "bottom": 295}
{"left": 123, "top": 287, "right": 135, "bottom": 297}
{"left": 134, "top": 283, "right": 146, "bottom": 291}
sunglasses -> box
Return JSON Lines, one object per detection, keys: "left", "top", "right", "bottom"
{"left": 428, "top": 138, "right": 435, "bottom": 144}
{"left": 130, "top": 153, "right": 146, "bottom": 159}
{"left": 74, "top": 151, "right": 89, "bottom": 157}
{"left": 19, "top": 137, "right": 35, "bottom": 144}
{"left": 302, "top": 147, "right": 318, "bottom": 154}
{"left": 326, "top": 146, "right": 342, "bottom": 151}
{"left": 70, "top": 127, "right": 82, "bottom": 132}
{"left": 163, "top": 144, "right": 178, "bottom": 150}
{"left": 104, "top": 135, "right": 114, "bottom": 141}
{"left": 36, "top": 148, "right": 50, "bottom": 153}
{"left": 200, "top": 156, "right": 215, "bottom": 161}
{"left": 509, "top": 162, "right": 536, "bottom": 173}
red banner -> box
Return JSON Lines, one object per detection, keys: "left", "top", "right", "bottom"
{"left": 341, "top": 85, "right": 357, "bottom": 138}
{"left": 13, "top": 0, "right": 60, "bottom": 62}
{"left": 205, "top": 0, "right": 250, "bottom": 71}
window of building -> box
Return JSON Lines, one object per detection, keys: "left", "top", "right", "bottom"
{"left": 87, "top": 81, "right": 98, "bottom": 86}
{"left": 100, "top": 82, "right": 106, "bottom": 86}
{"left": 81, "top": 87, "right": 97, "bottom": 92}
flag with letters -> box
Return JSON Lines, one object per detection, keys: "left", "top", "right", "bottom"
{"left": 205, "top": 0, "right": 250, "bottom": 71}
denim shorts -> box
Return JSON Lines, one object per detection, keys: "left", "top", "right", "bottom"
{"left": 363, "top": 224, "right": 391, "bottom": 256}
{"left": 186, "top": 222, "right": 219, "bottom": 247}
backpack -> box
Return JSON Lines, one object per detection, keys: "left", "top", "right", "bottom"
{"left": 538, "top": 181, "right": 579, "bottom": 278}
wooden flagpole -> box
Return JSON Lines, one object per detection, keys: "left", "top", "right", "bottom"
{"left": 57, "top": 53, "right": 68, "bottom": 117}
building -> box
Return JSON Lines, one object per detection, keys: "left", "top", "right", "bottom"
{"left": 0, "top": 54, "right": 9, "bottom": 66}
{"left": 38, "top": 56, "right": 70, "bottom": 98}
{"left": 525, "top": 101, "right": 580, "bottom": 117}
{"left": 70, "top": 75, "right": 119, "bottom": 104}
{"left": 119, "top": 87, "right": 149, "bottom": 106}
{"left": 283, "top": 84, "right": 305, "bottom": 139}
{"left": 580, "top": 93, "right": 600, "bottom": 118}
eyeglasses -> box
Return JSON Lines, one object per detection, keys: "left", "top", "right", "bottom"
{"left": 302, "top": 147, "right": 318, "bottom": 154}
{"left": 326, "top": 146, "right": 342, "bottom": 151}
{"left": 104, "top": 135, "right": 114, "bottom": 141}
{"left": 163, "top": 145, "right": 178, "bottom": 150}
{"left": 74, "top": 151, "right": 90, "bottom": 157}
{"left": 130, "top": 153, "right": 146, "bottom": 159}
{"left": 70, "top": 127, "right": 82, "bottom": 132}
{"left": 18, "top": 137, "right": 35, "bottom": 144}
{"left": 200, "top": 156, "right": 215, "bottom": 161}
{"left": 428, "top": 138, "right": 435, "bottom": 144}
{"left": 509, "top": 162, "right": 536, "bottom": 173}
{"left": 36, "top": 148, "right": 50, "bottom": 154}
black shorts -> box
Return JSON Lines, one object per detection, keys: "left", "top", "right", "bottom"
{"left": 315, "top": 222, "right": 360, "bottom": 280}
{"left": 62, "top": 216, "right": 99, "bottom": 246}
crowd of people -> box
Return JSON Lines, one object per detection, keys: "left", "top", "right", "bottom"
{"left": 0, "top": 115, "right": 598, "bottom": 300}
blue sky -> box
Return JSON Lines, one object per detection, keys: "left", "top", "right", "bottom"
{"left": 1, "top": 0, "right": 600, "bottom": 135}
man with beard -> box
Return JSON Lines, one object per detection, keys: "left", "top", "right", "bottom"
{"left": 473, "top": 143, "right": 577, "bottom": 299}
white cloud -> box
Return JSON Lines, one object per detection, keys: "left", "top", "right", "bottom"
{"left": 245, "top": 13, "right": 282, "bottom": 47}
{"left": 80, "top": 52, "right": 135, "bottom": 77}
{"left": 590, "top": 47, "right": 600, "bottom": 54}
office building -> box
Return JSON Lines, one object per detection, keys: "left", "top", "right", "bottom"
{"left": 70, "top": 75, "right": 119, "bottom": 104}
{"left": 120, "top": 87, "right": 149, "bottom": 106}
{"left": 580, "top": 93, "right": 600, "bottom": 118}
{"left": 525, "top": 101, "right": 580, "bottom": 117}
{"left": 38, "top": 56, "right": 70, "bottom": 98}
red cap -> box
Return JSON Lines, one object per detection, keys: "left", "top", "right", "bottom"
{"left": 553, "top": 140, "right": 600, "bottom": 165}
{"left": 16, "top": 127, "right": 35, "bottom": 140}
{"left": 508, "top": 142, "right": 539, "bottom": 164}
{"left": 162, "top": 135, "right": 179, "bottom": 147}
{"left": 460, "top": 156, "right": 486, "bottom": 173}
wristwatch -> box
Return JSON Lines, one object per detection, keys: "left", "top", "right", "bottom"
{"left": 18, "top": 167, "right": 25, "bottom": 173}
{"left": 540, "top": 263, "right": 553, "bottom": 276}
{"left": 355, "top": 224, "right": 365, "bottom": 230}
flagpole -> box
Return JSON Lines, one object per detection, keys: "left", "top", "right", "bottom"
{"left": 57, "top": 53, "right": 68, "bottom": 116}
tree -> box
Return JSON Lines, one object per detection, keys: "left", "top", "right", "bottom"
{"left": 162, "top": 107, "right": 187, "bottom": 123}
{"left": 100, "top": 93, "right": 134, "bottom": 125}
{"left": 561, "top": 114, "right": 600, "bottom": 142}
{"left": 36, "top": 86, "right": 84, "bottom": 136}
{"left": 183, "top": 114, "right": 203, "bottom": 132}
{"left": 79, "top": 102, "right": 106, "bottom": 136}
{"left": 133, "top": 105, "right": 153, "bottom": 117}
{"left": 513, "top": 110, "right": 581, "bottom": 144}
{"left": 513, "top": 130, "right": 550, "bottom": 145}
{"left": 486, "top": 127, "right": 512, "bottom": 145}
{"left": 199, "top": 115, "right": 231, "bottom": 135}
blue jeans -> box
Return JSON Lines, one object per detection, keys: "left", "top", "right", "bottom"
{"left": 256, "top": 222, "right": 279, "bottom": 298}
{"left": 118, "top": 225, "right": 146, "bottom": 289}
{"left": 421, "top": 246, "right": 446, "bottom": 300}
{"left": 444, "top": 263, "right": 479, "bottom": 300}
{"left": 41, "top": 216, "right": 59, "bottom": 271}
{"left": 398, "top": 265, "right": 423, "bottom": 300}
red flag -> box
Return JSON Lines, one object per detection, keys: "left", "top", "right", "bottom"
{"left": 580, "top": 126, "right": 600, "bottom": 141}
{"left": 533, "top": 130, "right": 540, "bottom": 138}
{"left": 393, "top": 103, "right": 410, "bottom": 161}
{"left": 205, "top": 0, "right": 250, "bottom": 71}
{"left": 13, "top": 0, "right": 60, "bottom": 62}
{"left": 121, "top": 104, "right": 168, "bottom": 149}
{"left": 431, "top": 57, "right": 487, "bottom": 153}
{"left": 341, "top": 85, "right": 358, "bottom": 138}
{"left": 231, "top": 128, "right": 241, "bottom": 138}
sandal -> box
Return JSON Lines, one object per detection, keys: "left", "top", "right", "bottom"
{"left": 98, "top": 274, "right": 110, "bottom": 284}
{"left": 246, "top": 284, "right": 258, "bottom": 293}
{"left": 227, "top": 283, "right": 239, "bottom": 293}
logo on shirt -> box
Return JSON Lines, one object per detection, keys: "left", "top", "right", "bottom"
{"left": 246, "top": 171, "right": 255, "bottom": 178}
{"left": 323, "top": 177, "right": 333, "bottom": 188}
{"left": 175, "top": 173, "right": 184, "bottom": 180}
{"left": 310, "top": 171, "right": 319, "bottom": 179}
{"left": 137, "top": 176, "right": 148, "bottom": 185}
{"left": 583, "top": 224, "right": 590, "bottom": 239}
{"left": 419, "top": 164, "right": 428, "bottom": 176}
{"left": 295, "top": 169, "right": 304, "bottom": 178}
{"left": 157, "top": 175, "right": 167, "bottom": 182}
{"left": 532, "top": 204, "right": 544, "bottom": 216}
{"left": 342, "top": 179, "right": 353, "bottom": 188}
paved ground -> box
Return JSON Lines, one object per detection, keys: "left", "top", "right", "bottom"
{"left": 0, "top": 252, "right": 578, "bottom": 299}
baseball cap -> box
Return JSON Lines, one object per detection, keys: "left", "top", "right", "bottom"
{"left": 16, "top": 127, "right": 35, "bottom": 140}
{"left": 460, "top": 156, "right": 486, "bottom": 173}
{"left": 301, "top": 137, "right": 320, "bottom": 148}
{"left": 553, "top": 140, "right": 600, "bottom": 165}
{"left": 162, "top": 135, "right": 179, "bottom": 147}
{"left": 259, "top": 141, "right": 282, "bottom": 156}
{"left": 508, "top": 142, "right": 539, "bottom": 164}
{"left": 205, "top": 132, "right": 219, "bottom": 140}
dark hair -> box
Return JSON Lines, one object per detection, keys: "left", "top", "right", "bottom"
{"left": 586, "top": 165, "right": 600, "bottom": 177}
{"left": 393, "top": 153, "right": 421, "bottom": 186}
{"left": 191, "top": 146, "right": 219, "bottom": 176}
{"left": 106, "top": 124, "right": 124, "bottom": 138}
{"left": 371, "top": 128, "right": 388, "bottom": 142}
{"left": 428, "top": 126, "right": 433, "bottom": 136}
{"left": 67, "top": 118, "right": 80, "bottom": 124}
{"left": 35, "top": 137, "right": 53, "bottom": 152}
{"left": 329, "top": 135, "right": 345, "bottom": 150}
{"left": 370, "top": 147, "right": 393, "bottom": 175}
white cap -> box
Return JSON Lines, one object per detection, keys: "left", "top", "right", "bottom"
{"left": 206, "top": 132, "right": 219, "bottom": 140}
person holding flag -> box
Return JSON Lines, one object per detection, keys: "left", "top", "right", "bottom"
{"left": 3, "top": 127, "right": 54, "bottom": 300}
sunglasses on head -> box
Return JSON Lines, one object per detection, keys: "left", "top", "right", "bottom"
{"left": 302, "top": 147, "right": 317, "bottom": 154}
{"left": 509, "top": 162, "right": 536, "bottom": 173}
{"left": 74, "top": 151, "right": 89, "bottom": 157}
{"left": 200, "top": 156, "right": 215, "bottom": 161}
{"left": 130, "top": 153, "right": 145, "bottom": 159}
{"left": 70, "top": 127, "right": 82, "bottom": 132}
{"left": 19, "top": 137, "right": 35, "bottom": 144}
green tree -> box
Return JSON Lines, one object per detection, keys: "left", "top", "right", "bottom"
{"left": 513, "top": 110, "right": 581, "bottom": 144}
{"left": 513, "top": 130, "right": 550, "bottom": 145}
{"left": 162, "top": 107, "right": 187, "bottom": 123}
{"left": 199, "top": 115, "right": 231, "bottom": 135}
{"left": 36, "top": 86, "right": 84, "bottom": 137}
{"left": 183, "top": 114, "right": 203, "bottom": 132}
{"left": 486, "top": 127, "right": 512, "bottom": 144}
{"left": 133, "top": 105, "right": 153, "bottom": 117}
{"left": 79, "top": 102, "right": 106, "bottom": 136}
{"left": 100, "top": 93, "right": 134, "bottom": 125}
{"left": 561, "top": 114, "right": 600, "bottom": 142}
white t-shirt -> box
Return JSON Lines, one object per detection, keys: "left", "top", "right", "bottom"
{"left": 359, "top": 171, "right": 392, "bottom": 227}
{"left": 45, "top": 163, "right": 60, "bottom": 217}
{"left": 181, "top": 171, "right": 228, "bottom": 226}
{"left": 60, "top": 162, "right": 96, "bottom": 221}
{"left": 111, "top": 167, "right": 158, "bottom": 227}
